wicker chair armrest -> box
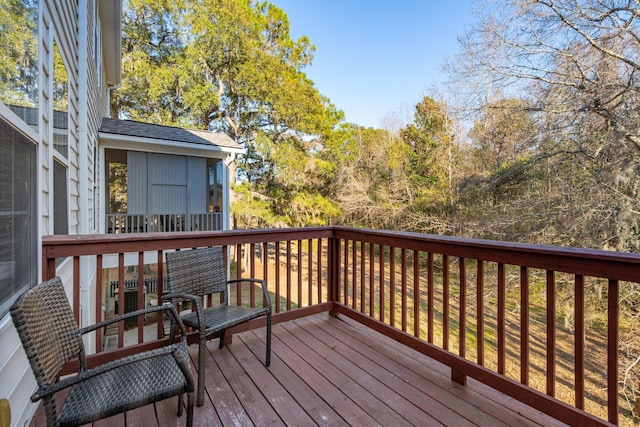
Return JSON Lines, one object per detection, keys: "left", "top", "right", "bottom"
{"left": 79, "top": 304, "right": 188, "bottom": 338}
{"left": 227, "top": 278, "right": 272, "bottom": 309}
{"left": 31, "top": 343, "right": 187, "bottom": 401}
{"left": 161, "top": 292, "right": 199, "bottom": 304}
{"left": 162, "top": 293, "right": 205, "bottom": 330}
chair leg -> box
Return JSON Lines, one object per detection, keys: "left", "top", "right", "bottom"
{"left": 197, "top": 336, "right": 206, "bottom": 406}
{"left": 266, "top": 312, "right": 272, "bottom": 366}
{"left": 177, "top": 393, "right": 183, "bottom": 417}
{"left": 218, "top": 330, "right": 226, "bottom": 349}
{"left": 187, "top": 388, "right": 194, "bottom": 427}
{"left": 169, "top": 320, "right": 178, "bottom": 344}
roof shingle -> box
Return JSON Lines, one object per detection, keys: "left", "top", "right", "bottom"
{"left": 99, "top": 118, "right": 242, "bottom": 150}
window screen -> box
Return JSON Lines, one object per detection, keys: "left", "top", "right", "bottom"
{"left": 53, "top": 159, "right": 68, "bottom": 235}
{"left": 0, "top": 116, "right": 37, "bottom": 318}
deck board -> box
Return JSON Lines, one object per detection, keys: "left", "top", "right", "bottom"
{"left": 30, "top": 313, "right": 570, "bottom": 426}
{"left": 238, "top": 328, "right": 346, "bottom": 425}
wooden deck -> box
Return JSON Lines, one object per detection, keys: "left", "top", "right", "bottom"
{"left": 31, "top": 313, "right": 569, "bottom": 426}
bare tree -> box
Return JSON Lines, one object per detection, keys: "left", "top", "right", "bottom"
{"left": 448, "top": 0, "right": 640, "bottom": 251}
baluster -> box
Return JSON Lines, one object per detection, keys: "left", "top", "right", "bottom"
{"left": 546, "top": 270, "right": 556, "bottom": 397}
{"left": 286, "top": 241, "right": 292, "bottom": 311}
{"left": 390, "top": 247, "right": 396, "bottom": 328}
{"left": 443, "top": 254, "right": 449, "bottom": 351}
{"left": 352, "top": 240, "right": 357, "bottom": 309}
{"left": 521, "top": 266, "right": 529, "bottom": 385}
{"left": 250, "top": 243, "right": 256, "bottom": 308}
{"left": 360, "top": 241, "right": 366, "bottom": 313}
{"left": 401, "top": 248, "right": 407, "bottom": 332}
{"left": 477, "top": 260, "right": 484, "bottom": 365}
{"left": 317, "top": 239, "right": 323, "bottom": 304}
{"left": 297, "top": 240, "right": 302, "bottom": 308}
{"left": 369, "top": 243, "right": 375, "bottom": 317}
{"left": 413, "top": 250, "right": 420, "bottom": 338}
{"left": 575, "top": 274, "right": 585, "bottom": 409}
{"left": 607, "top": 278, "right": 619, "bottom": 424}
{"left": 427, "top": 252, "right": 434, "bottom": 344}
{"left": 459, "top": 257, "right": 466, "bottom": 358}
{"left": 379, "top": 245, "right": 385, "bottom": 323}
{"left": 275, "top": 241, "right": 281, "bottom": 313}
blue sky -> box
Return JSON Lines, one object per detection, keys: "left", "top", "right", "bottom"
{"left": 270, "top": 0, "right": 476, "bottom": 128}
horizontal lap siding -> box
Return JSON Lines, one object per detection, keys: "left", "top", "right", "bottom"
{"left": 50, "top": 0, "right": 80, "bottom": 235}
{"left": 7, "top": 0, "right": 107, "bottom": 425}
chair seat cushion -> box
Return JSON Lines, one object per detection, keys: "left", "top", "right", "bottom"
{"left": 181, "top": 304, "right": 270, "bottom": 333}
{"left": 57, "top": 343, "right": 190, "bottom": 426}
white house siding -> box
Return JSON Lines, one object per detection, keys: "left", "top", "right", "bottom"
{"left": 49, "top": 0, "right": 80, "bottom": 237}
{"left": 0, "top": 1, "right": 114, "bottom": 425}
{"left": 79, "top": 0, "right": 103, "bottom": 333}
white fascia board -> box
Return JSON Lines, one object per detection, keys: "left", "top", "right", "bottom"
{"left": 99, "top": 0, "right": 122, "bottom": 86}
{"left": 99, "top": 132, "right": 244, "bottom": 158}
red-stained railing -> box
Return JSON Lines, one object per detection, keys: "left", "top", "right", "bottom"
{"left": 42, "top": 228, "right": 334, "bottom": 356}
{"left": 42, "top": 226, "right": 640, "bottom": 426}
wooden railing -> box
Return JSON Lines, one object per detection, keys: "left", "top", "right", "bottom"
{"left": 106, "top": 212, "right": 223, "bottom": 233}
{"left": 42, "top": 227, "right": 640, "bottom": 426}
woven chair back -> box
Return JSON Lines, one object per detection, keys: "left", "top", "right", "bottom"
{"left": 166, "top": 247, "right": 228, "bottom": 298}
{"left": 10, "top": 277, "right": 84, "bottom": 388}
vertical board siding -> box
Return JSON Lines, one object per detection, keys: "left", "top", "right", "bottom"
{"left": 188, "top": 156, "right": 207, "bottom": 213}
{"left": 127, "top": 151, "right": 148, "bottom": 214}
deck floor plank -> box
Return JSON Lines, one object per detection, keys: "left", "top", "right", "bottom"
{"left": 265, "top": 324, "right": 385, "bottom": 426}
{"left": 210, "top": 340, "right": 286, "bottom": 426}
{"left": 274, "top": 321, "right": 420, "bottom": 426}
{"left": 331, "top": 314, "right": 568, "bottom": 427}
{"left": 324, "top": 314, "right": 547, "bottom": 427}
{"left": 125, "top": 403, "right": 157, "bottom": 427}
{"left": 279, "top": 318, "right": 447, "bottom": 426}
{"left": 225, "top": 332, "right": 320, "bottom": 426}
{"left": 295, "top": 315, "right": 492, "bottom": 427}
{"left": 239, "top": 329, "right": 347, "bottom": 426}
{"left": 29, "top": 312, "right": 571, "bottom": 427}
{"left": 197, "top": 343, "right": 253, "bottom": 426}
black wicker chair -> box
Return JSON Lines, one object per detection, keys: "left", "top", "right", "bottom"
{"left": 10, "top": 277, "right": 194, "bottom": 427}
{"left": 164, "top": 246, "right": 272, "bottom": 406}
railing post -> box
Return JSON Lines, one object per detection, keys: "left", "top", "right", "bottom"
{"left": 451, "top": 364, "right": 467, "bottom": 386}
{"left": 327, "top": 235, "right": 340, "bottom": 316}
{"left": 42, "top": 249, "right": 56, "bottom": 281}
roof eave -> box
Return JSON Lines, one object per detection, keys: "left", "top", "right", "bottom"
{"left": 99, "top": 132, "right": 245, "bottom": 157}
{"left": 99, "top": 0, "right": 122, "bottom": 86}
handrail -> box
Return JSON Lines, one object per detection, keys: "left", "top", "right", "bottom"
{"left": 42, "top": 226, "right": 636, "bottom": 425}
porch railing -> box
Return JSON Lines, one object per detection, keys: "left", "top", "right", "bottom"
{"left": 42, "top": 227, "right": 640, "bottom": 426}
{"left": 106, "top": 212, "right": 223, "bottom": 233}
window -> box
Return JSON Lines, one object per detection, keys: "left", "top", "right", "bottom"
{"left": 0, "top": 117, "right": 37, "bottom": 318}
{"left": 105, "top": 149, "right": 128, "bottom": 214}
{"left": 53, "top": 42, "right": 69, "bottom": 158}
{"left": 53, "top": 159, "right": 68, "bottom": 235}
{"left": 52, "top": 41, "right": 69, "bottom": 240}
{"left": 207, "top": 159, "right": 223, "bottom": 212}
{"left": 0, "top": 0, "right": 39, "bottom": 130}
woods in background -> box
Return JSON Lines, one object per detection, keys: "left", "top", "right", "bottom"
{"left": 115, "top": 0, "right": 640, "bottom": 253}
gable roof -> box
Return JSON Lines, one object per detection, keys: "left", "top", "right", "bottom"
{"left": 99, "top": 118, "right": 243, "bottom": 153}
